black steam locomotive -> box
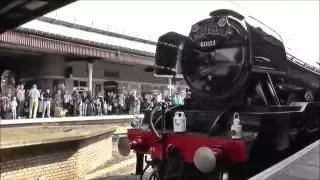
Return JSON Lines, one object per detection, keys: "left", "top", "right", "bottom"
{"left": 119, "top": 9, "right": 320, "bottom": 180}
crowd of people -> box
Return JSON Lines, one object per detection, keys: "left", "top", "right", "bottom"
{"left": 0, "top": 83, "right": 185, "bottom": 120}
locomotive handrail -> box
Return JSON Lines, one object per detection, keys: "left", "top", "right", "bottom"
{"left": 154, "top": 105, "right": 182, "bottom": 127}
{"left": 149, "top": 104, "right": 162, "bottom": 139}
{"left": 286, "top": 53, "right": 320, "bottom": 75}
{"left": 247, "top": 16, "right": 283, "bottom": 43}
{"left": 246, "top": 16, "right": 319, "bottom": 75}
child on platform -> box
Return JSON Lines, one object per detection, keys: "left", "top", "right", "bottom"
{"left": 11, "top": 97, "right": 18, "bottom": 119}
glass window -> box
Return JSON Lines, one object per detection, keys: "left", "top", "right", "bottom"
{"left": 73, "top": 80, "right": 79, "bottom": 87}
{"left": 80, "top": 81, "right": 87, "bottom": 87}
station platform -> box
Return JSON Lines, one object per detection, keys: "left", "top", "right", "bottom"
{"left": 249, "top": 140, "right": 320, "bottom": 180}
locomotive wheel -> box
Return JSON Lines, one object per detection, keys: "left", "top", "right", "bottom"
{"left": 218, "top": 171, "right": 229, "bottom": 180}
{"left": 141, "top": 168, "right": 159, "bottom": 180}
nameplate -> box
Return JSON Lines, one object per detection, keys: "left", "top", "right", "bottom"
{"left": 189, "top": 17, "right": 233, "bottom": 42}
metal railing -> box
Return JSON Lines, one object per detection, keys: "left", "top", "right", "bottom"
{"left": 37, "top": 16, "right": 157, "bottom": 46}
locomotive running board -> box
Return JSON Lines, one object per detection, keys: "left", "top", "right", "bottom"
{"left": 240, "top": 102, "right": 318, "bottom": 115}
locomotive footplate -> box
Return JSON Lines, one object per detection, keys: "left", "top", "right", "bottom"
{"left": 126, "top": 129, "right": 247, "bottom": 179}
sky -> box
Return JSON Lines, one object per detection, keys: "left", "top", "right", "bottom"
{"left": 25, "top": 0, "right": 320, "bottom": 66}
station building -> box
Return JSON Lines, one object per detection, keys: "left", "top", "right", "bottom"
{"left": 0, "top": 17, "right": 188, "bottom": 97}
{"left": 18, "top": 54, "right": 184, "bottom": 95}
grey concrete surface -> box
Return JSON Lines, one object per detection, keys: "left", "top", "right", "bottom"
{"left": 268, "top": 144, "right": 320, "bottom": 180}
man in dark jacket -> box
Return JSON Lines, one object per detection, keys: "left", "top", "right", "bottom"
{"left": 42, "top": 88, "right": 51, "bottom": 118}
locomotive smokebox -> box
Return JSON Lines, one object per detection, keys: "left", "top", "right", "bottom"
{"left": 153, "top": 9, "right": 291, "bottom": 104}
{"left": 182, "top": 13, "right": 250, "bottom": 100}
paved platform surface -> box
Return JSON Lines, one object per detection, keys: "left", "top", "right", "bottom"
{"left": 0, "top": 124, "right": 117, "bottom": 149}
{"left": 250, "top": 140, "right": 320, "bottom": 180}
{"left": 0, "top": 114, "right": 143, "bottom": 125}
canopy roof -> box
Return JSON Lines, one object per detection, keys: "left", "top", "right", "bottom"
{"left": 0, "top": 0, "right": 75, "bottom": 33}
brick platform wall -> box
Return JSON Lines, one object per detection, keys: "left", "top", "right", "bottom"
{"left": 75, "top": 133, "right": 113, "bottom": 178}
{"left": 0, "top": 131, "right": 113, "bottom": 180}
{"left": 0, "top": 142, "right": 78, "bottom": 180}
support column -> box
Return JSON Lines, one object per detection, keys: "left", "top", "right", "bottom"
{"left": 88, "top": 62, "right": 93, "bottom": 92}
{"left": 168, "top": 77, "right": 172, "bottom": 97}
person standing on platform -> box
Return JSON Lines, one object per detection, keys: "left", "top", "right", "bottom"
{"left": 54, "top": 90, "right": 62, "bottom": 108}
{"left": 102, "top": 100, "right": 108, "bottom": 115}
{"left": 106, "top": 92, "right": 113, "bottom": 114}
{"left": 79, "top": 99, "right": 83, "bottom": 116}
{"left": 11, "top": 97, "right": 18, "bottom": 119}
{"left": 135, "top": 94, "right": 141, "bottom": 114}
{"left": 0, "top": 92, "right": 2, "bottom": 119}
{"left": 119, "top": 93, "right": 125, "bottom": 114}
{"left": 63, "top": 90, "right": 72, "bottom": 116}
{"left": 28, "top": 84, "right": 40, "bottom": 119}
{"left": 1, "top": 96, "right": 10, "bottom": 119}
{"left": 112, "top": 93, "right": 119, "bottom": 114}
{"left": 72, "top": 91, "right": 80, "bottom": 116}
{"left": 42, "top": 88, "right": 51, "bottom": 118}
{"left": 177, "top": 93, "right": 184, "bottom": 105}
{"left": 16, "top": 84, "right": 25, "bottom": 119}
{"left": 88, "top": 92, "right": 95, "bottom": 116}
{"left": 172, "top": 93, "right": 179, "bottom": 106}
{"left": 156, "top": 93, "right": 162, "bottom": 104}
{"left": 53, "top": 90, "right": 63, "bottom": 117}
{"left": 38, "top": 90, "right": 44, "bottom": 117}
{"left": 82, "top": 92, "right": 89, "bottom": 116}
{"left": 128, "top": 91, "right": 136, "bottom": 115}
{"left": 96, "top": 98, "right": 102, "bottom": 115}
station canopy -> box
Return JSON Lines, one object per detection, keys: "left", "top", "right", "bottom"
{"left": 0, "top": 0, "right": 76, "bottom": 33}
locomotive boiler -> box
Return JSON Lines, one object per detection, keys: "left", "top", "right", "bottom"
{"left": 118, "top": 9, "right": 320, "bottom": 180}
